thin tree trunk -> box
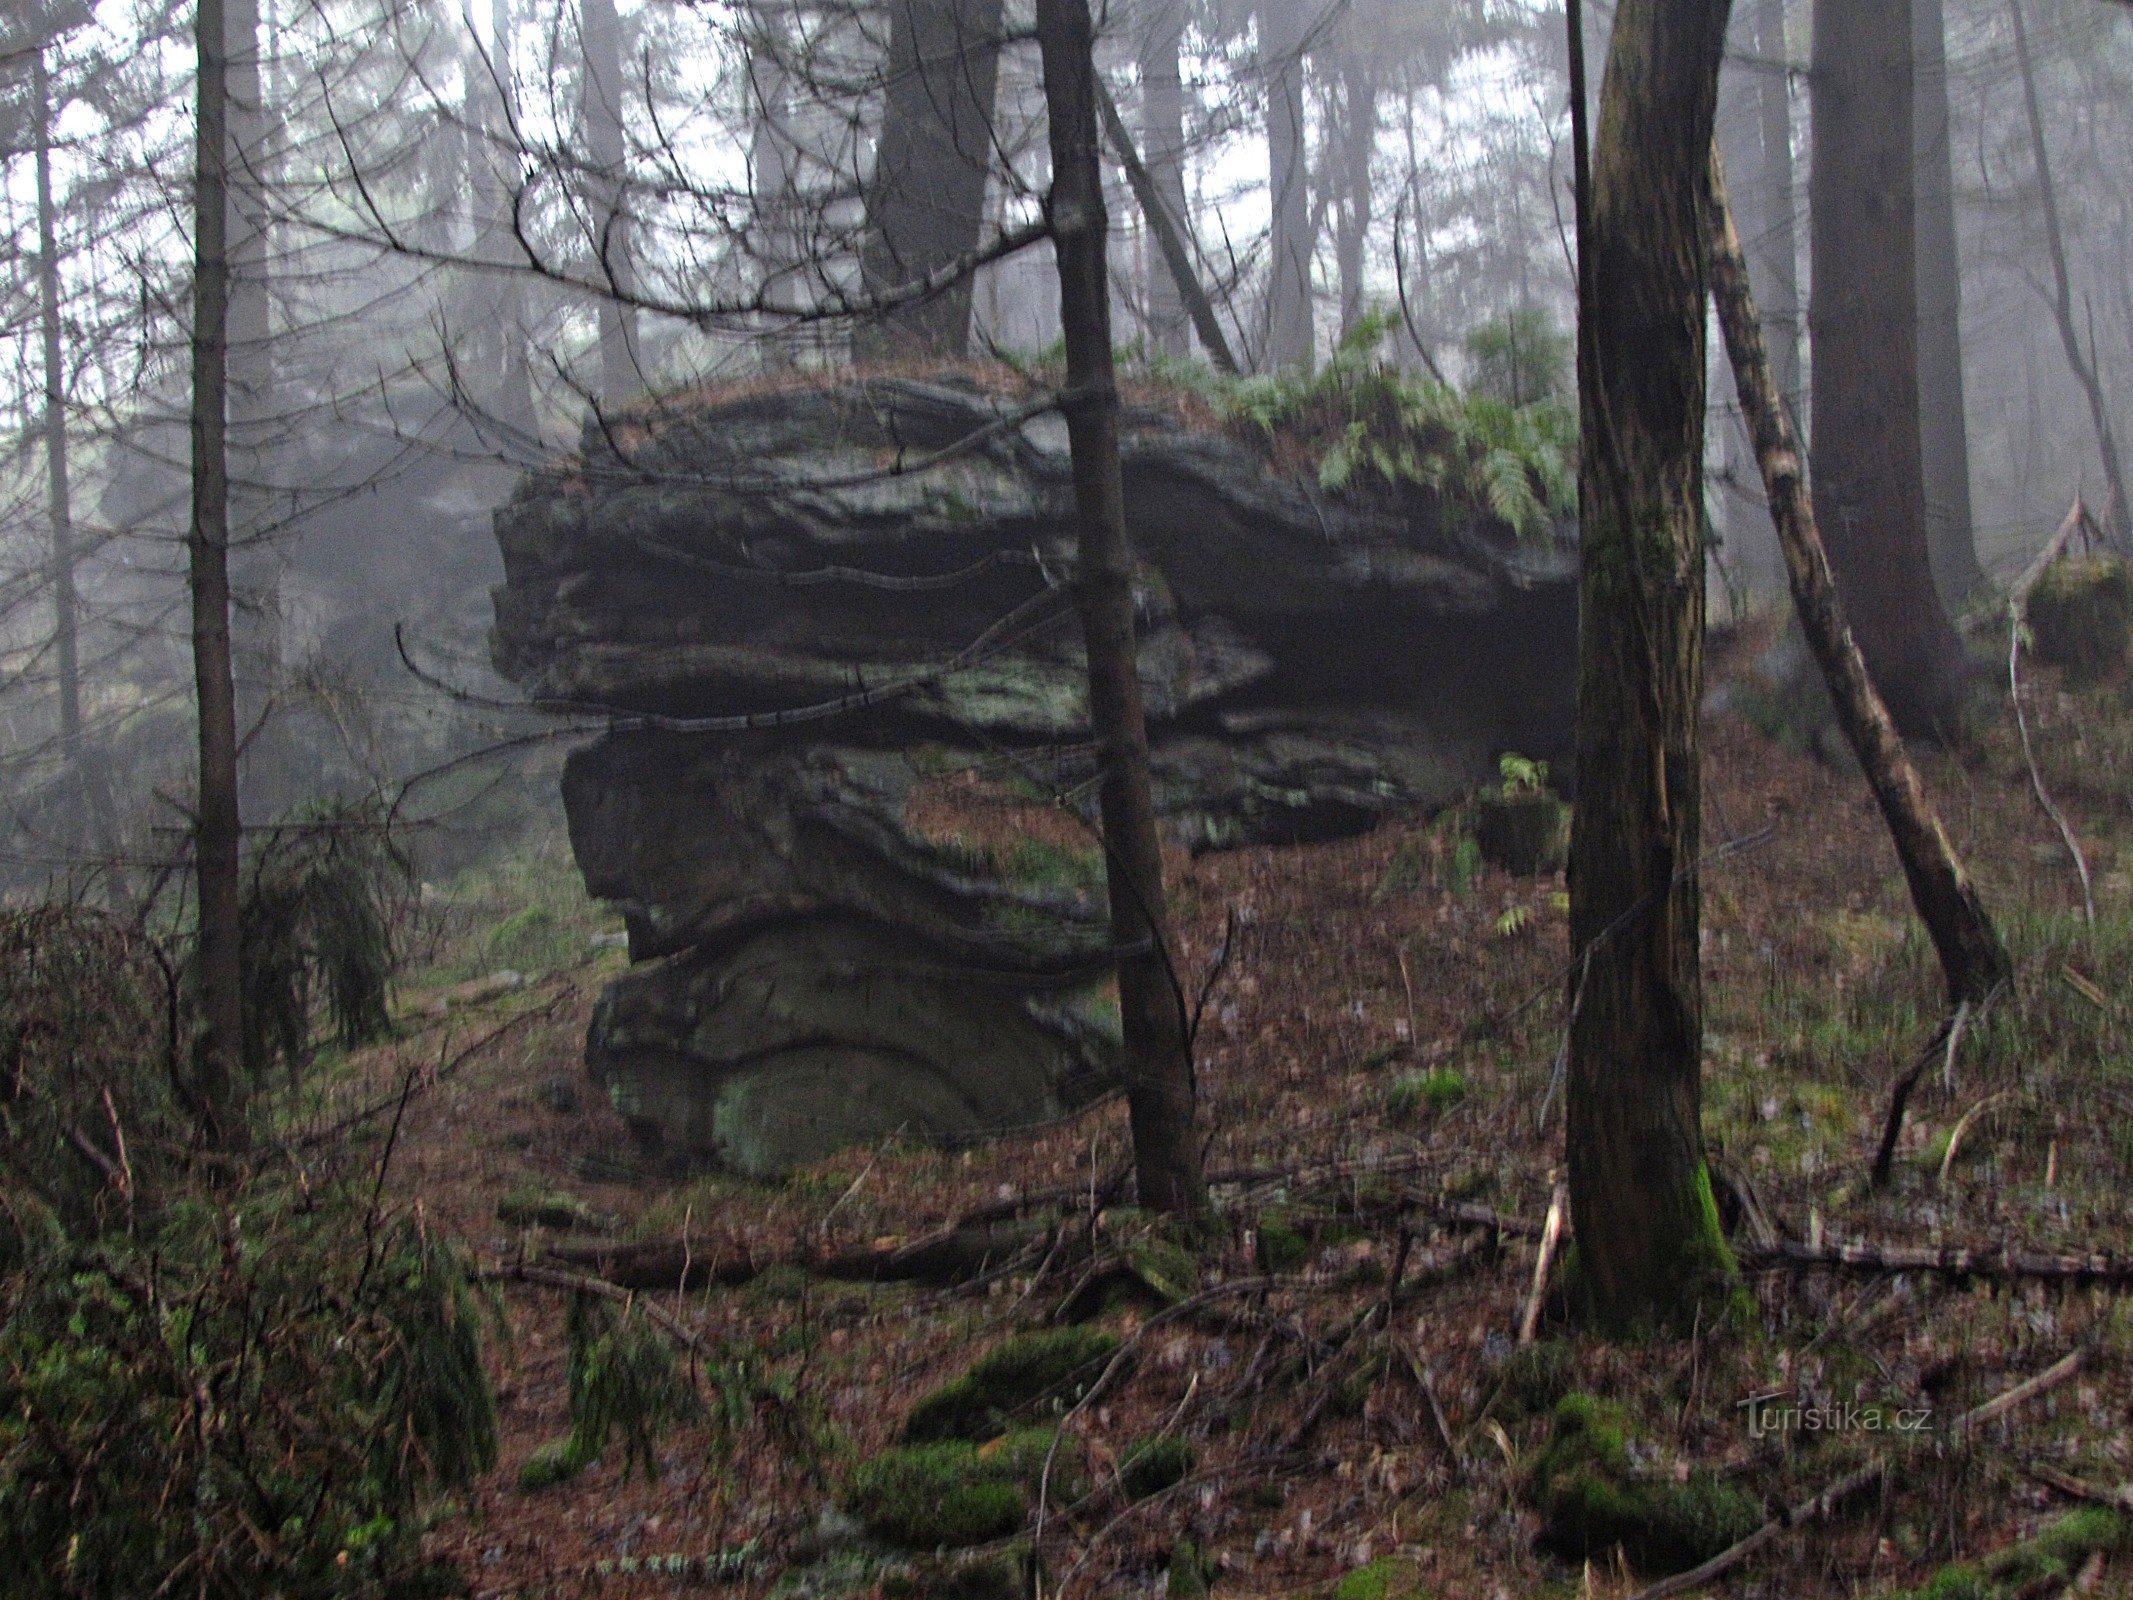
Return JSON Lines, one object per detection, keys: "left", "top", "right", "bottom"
{"left": 1715, "top": 10, "right": 1778, "bottom": 594}
{"left": 1261, "top": 0, "right": 1314, "bottom": 372}
{"left": 1709, "top": 151, "right": 2010, "bottom": 1007}
{"left": 457, "top": 0, "right": 540, "bottom": 439}
{"left": 2008, "top": 0, "right": 2129, "bottom": 546}
{"left": 859, "top": 0, "right": 1005, "bottom": 358}
{"left": 1136, "top": 0, "right": 1190, "bottom": 357}
{"left": 1094, "top": 82, "right": 1239, "bottom": 374}
{"left": 1334, "top": 54, "right": 1375, "bottom": 340}
{"left": 192, "top": 0, "right": 250, "bottom": 1148}
{"left": 1565, "top": 0, "right": 1738, "bottom": 1332}
{"left": 1036, "top": 0, "right": 1205, "bottom": 1218}
{"left": 748, "top": 0, "right": 802, "bottom": 366}
{"left": 1751, "top": 0, "right": 1799, "bottom": 411}
{"left": 1809, "top": 0, "right": 1970, "bottom": 737}
{"left": 32, "top": 52, "right": 83, "bottom": 808}
{"left": 581, "top": 0, "right": 640, "bottom": 399}
{"left": 1915, "top": 0, "right": 1981, "bottom": 603}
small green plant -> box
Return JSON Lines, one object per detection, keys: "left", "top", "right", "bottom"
{"left": 1387, "top": 1068, "right": 1469, "bottom": 1120}
{"left": 1465, "top": 307, "right": 1572, "bottom": 407}
{"left": 1159, "top": 313, "right": 1574, "bottom": 542}
{"left": 1497, "top": 752, "right": 1549, "bottom": 796}
{"left": 241, "top": 799, "right": 405, "bottom": 1087}
{"left": 559, "top": 1292, "right": 703, "bottom": 1483}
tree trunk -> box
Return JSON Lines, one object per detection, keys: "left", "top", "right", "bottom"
{"left": 1751, "top": 0, "right": 1800, "bottom": 411}
{"left": 192, "top": 0, "right": 250, "bottom": 1148}
{"left": 748, "top": 0, "right": 803, "bottom": 365}
{"left": 2008, "top": 0, "right": 2129, "bottom": 547}
{"left": 581, "top": 0, "right": 640, "bottom": 399}
{"left": 1333, "top": 54, "right": 1375, "bottom": 341}
{"left": 1714, "top": 11, "right": 1779, "bottom": 594}
{"left": 1709, "top": 152, "right": 2010, "bottom": 1007}
{"left": 858, "top": 0, "right": 1005, "bottom": 358}
{"left": 33, "top": 50, "right": 83, "bottom": 826}
{"left": 456, "top": 0, "right": 540, "bottom": 440}
{"left": 1136, "top": 0, "right": 1190, "bottom": 357}
{"left": 1035, "top": 0, "right": 1205, "bottom": 1218}
{"left": 1915, "top": 0, "right": 1981, "bottom": 604}
{"left": 1261, "top": 0, "right": 1314, "bottom": 372}
{"left": 226, "top": 0, "right": 287, "bottom": 809}
{"left": 1095, "top": 83, "right": 1240, "bottom": 374}
{"left": 1809, "top": 0, "right": 1970, "bottom": 738}
{"left": 1566, "top": 0, "right": 1738, "bottom": 1332}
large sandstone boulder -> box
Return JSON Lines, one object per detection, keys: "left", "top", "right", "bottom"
{"left": 491, "top": 371, "right": 1576, "bottom": 1172}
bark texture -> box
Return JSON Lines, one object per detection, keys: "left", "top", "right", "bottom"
{"left": 1808, "top": 0, "right": 1970, "bottom": 737}
{"left": 1566, "top": 0, "right": 1738, "bottom": 1331}
{"left": 1038, "top": 0, "right": 1205, "bottom": 1216}
{"left": 858, "top": 0, "right": 1005, "bottom": 357}
{"left": 191, "top": 0, "right": 249, "bottom": 1146}
{"left": 1708, "top": 152, "right": 2010, "bottom": 1007}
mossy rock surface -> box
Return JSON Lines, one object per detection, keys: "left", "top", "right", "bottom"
{"left": 1529, "top": 1394, "right": 1761, "bottom": 1575}
{"left": 1880, "top": 1508, "right": 2127, "bottom": 1599}
{"left": 516, "top": 1435, "right": 593, "bottom": 1491}
{"left": 843, "top": 1430, "right": 1077, "bottom": 1551}
{"left": 496, "top": 1188, "right": 618, "bottom": 1233}
{"left": 2028, "top": 556, "right": 2130, "bottom": 683}
{"left": 903, "top": 1326, "right": 1121, "bottom": 1443}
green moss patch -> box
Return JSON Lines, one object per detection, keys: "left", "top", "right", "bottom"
{"left": 516, "top": 1435, "right": 594, "bottom": 1491}
{"left": 843, "top": 1429, "right": 1078, "bottom": 1551}
{"left": 1883, "top": 1509, "right": 2127, "bottom": 1599}
{"left": 1387, "top": 1068, "right": 1468, "bottom": 1120}
{"left": 1255, "top": 1209, "right": 1311, "bottom": 1274}
{"left": 903, "top": 1326, "right": 1121, "bottom": 1443}
{"left": 1331, "top": 1555, "right": 1427, "bottom": 1600}
{"left": 1528, "top": 1394, "right": 1762, "bottom": 1576}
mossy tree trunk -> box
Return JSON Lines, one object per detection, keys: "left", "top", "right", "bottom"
{"left": 1565, "top": 0, "right": 1737, "bottom": 1330}
{"left": 1036, "top": 0, "right": 1205, "bottom": 1217}
{"left": 1708, "top": 151, "right": 2011, "bottom": 1007}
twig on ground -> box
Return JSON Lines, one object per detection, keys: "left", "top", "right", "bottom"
{"left": 2009, "top": 498, "right": 2098, "bottom": 926}
{"left": 1518, "top": 1184, "right": 1568, "bottom": 1344}
{"left": 2026, "top": 1461, "right": 2133, "bottom": 1513}
{"left": 1873, "top": 996, "right": 1990, "bottom": 1188}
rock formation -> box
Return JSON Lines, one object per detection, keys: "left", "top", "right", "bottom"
{"left": 490, "top": 371, "right": 1575, "bottom": 1172}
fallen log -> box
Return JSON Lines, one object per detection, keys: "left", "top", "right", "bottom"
{"left": 1742, "top": 1238, "right": 2133, "bottom": 1288}
{"left": 546, "top": 1217, "right": 1053, "bottom": 1292}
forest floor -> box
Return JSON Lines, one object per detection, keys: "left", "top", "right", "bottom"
{"left": 296, "top": 610, "right": 2133, "bottom": 1600}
